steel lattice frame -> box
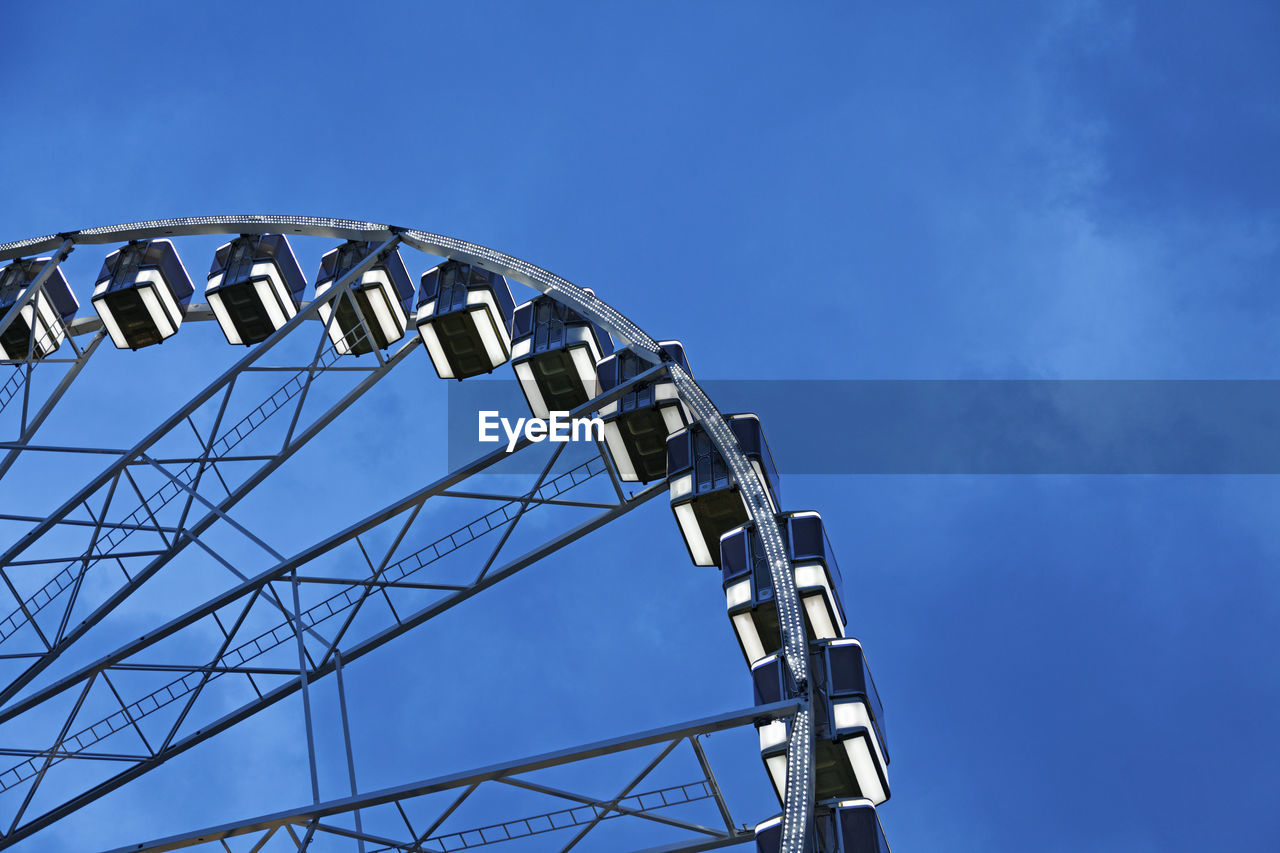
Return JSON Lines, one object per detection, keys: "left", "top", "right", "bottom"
{"left": 0, "top": 217, "right": 818, "bottom": 852}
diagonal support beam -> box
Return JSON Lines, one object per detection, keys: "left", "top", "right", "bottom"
{"left": 0, "top": 330, "right": 106, "bottom": 480}
{"left": 499, "top": 776, "right": 724, "bottom": 839}
{"left": 0, "top": 216, "right": 809, "bottom": 853}
{"left": 0, "top": 240, "right": 74, "bottom": 354}
{"left": 0, "top": 450, "right": 611, "bottom": 794}
{"left": 690, "top": 735, "right": 737, "bottom": 834}
{"left": 0, "top": 235, "right": 400, "bottom": 633}
{"left": 560, "top": 738, "right": 684, "bottom": 851}
{"left": 0, "top": 363, "right": 666, "bottom": 726}
{"left": 0, "top": 314, "right": 418, "bottom": 707}
{"left": 97, "top": 701, "right": 799, "bottom": 853}
{"left": 0, "top": 480, "right": 667, "bottom": 848}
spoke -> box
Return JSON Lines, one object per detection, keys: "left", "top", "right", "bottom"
{"left": 0, "top": 243, "right": 77, "bottom": 444}
{"left": 0, "top": 217, "right": 811, "bottom": 853}
{"left": 476, "top": 441, "right": 566, "bottom": 583}
{"left": 138, "top": 455, "right": 284, "bottom": 562}
{"left": 594, "top": 439, "right": 628, "bottom": 502}
{"left": 559, "top": 738, "right": 683, "bottom": 852}
{"left": 8, "top": 674, "right": 95, "bottom": 835}
{"left": 0, "top": 472, "right": 663, "bottom": 847}
{"left": 155, "top": 588, "right": 262, "bottom": 754}
{"left": 411, "top": 784, "right": 475, "bottom": 848}
{"left": 0, "top": 330, "right": 105, "bottom": 480}
{"left": 279, "top": 306, "right": 338, "bottom": 450}
{"left": 99, "top": 671, "right": 157, "bottom": 758}
{"left": 375, "top": 779, "right": 720, "bottom": 852}
{"left": 0, "top": 323, "right": 418, "bottom": 704}
{"left": 630, "top": 834, "right": 757, "bottom": 853}
{"left": 290, "top": 570, "right": 322, "bottom": 806}
{"left": 438, "top": 489, "right": 617, "bottom": 510}
{"left": 690, "top": 736, "right": 736, "bottom": 833}
{"left": 171, "top": 382, "right": 238, "bottom": 533}
{"left": 97, "top": 701, "right": 797, "bottom": 853}
{"left": 332, "top": 651, "right": 366, "bottom": 853}
{"left": 499, "top": 777, "right": 723, "bottom": 840}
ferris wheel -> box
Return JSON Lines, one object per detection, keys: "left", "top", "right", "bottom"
{"left": 0, "top": 217, "right": 891, "bottom": 852}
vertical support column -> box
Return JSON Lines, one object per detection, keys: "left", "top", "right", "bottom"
{"left": 0, "top": 330, "right": 107, "bottom": 481}
{"left": 291, "top": 570, "right": 321, "bottom": 807}
{"left": 333, "top": 650, "right": 366, "bottom": 853}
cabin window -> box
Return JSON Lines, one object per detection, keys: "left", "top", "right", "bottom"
{"left": 692, "top": 429, "right": 731, "bottom": 491}
{"left": 753, "top": 664, "right": 784, "bottom": 705}
{"left": 532, "top": 300, "right": 565, "bottom": 352}
{"left": 791, "top": 516, "right": 823, "bottom": 560}
{"left": 667, "top": 433, "right": 691, "bottom": 473}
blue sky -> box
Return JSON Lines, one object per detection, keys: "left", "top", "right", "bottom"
{"left": 1, "top": 1, "right": 1278, "bottom": 850}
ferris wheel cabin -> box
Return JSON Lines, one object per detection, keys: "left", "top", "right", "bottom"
{"left": 315, "top": 241, "right": 414, "bottom": 356}
{"left": 415, "top": 261, "right": 515, "bottom": 380}
{"left": 754, "top": 638, "right": 890, "bottom": 807}
{"left": 510, "top": 292, "right": 613, "bottom": 417}
{"left": 0, "top": 259, "right": 79, "bottom": 361}
{"left": 597, "top": 342, "right": 691, "bottom": 483}
{"left": 91, "top": 239, "right": 194, "bottom": 350}
{"left": 720, "top": 511, "right": 848, "bottom": 664}
{"left": 754, "top": 799, "right": 891, "bottom": 853}
{"left": 667, "top": 413, "right": 780, "bottom": 566}
{"left": 205, "top": 234, "right": 306, "bottom": 346}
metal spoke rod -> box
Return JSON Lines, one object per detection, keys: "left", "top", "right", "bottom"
{"left": 0, "top": 216, "right": 824, "bottom": 851}
{"left": 0, "top": 479, "right": 666, "bottom": 848}
{"left": 0, "top": 332, "right": 419, "bottom": 704}
{"left": 98, "top": 701, "right": 799, "bottom": 853}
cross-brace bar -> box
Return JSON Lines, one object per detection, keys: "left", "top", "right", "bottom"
{"left": 98, "top": 701, "right": 798, "bottom": 853}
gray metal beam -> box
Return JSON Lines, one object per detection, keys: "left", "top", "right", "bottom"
{"left": 0, "top": 252, "right": 413, "bottom": 703}
{"left": 498, "top": 777, "right": 723, "bottom": 840}
{"left": 0, "top": 243, "right": 100, "bottom": 481}
{"left": 2, "top": 219, "right": 660, "bottom": 357}
{"left": 0, "top": 330, "right": 105, "bottom": 479}
{"left": 0, "top": 216, "right": 820, "bottom": 852}
{"left": 0, "top": 233, "right": 400, "bottom": 585}
{"left": 0, "top": 453, "right": 608, "bottom": 770}
{"left": 0, "top": 239, "right": 74, "bottom": 344}
{"left": 632, "top": 834, "right": 756, "bottom": 853}
{"left": 0, "top": 219, "right": 397, "bottom": 262}
{"left": 0, "top": 478, "right": 666, "bottom": 848}
{"left": 96, "top": 701, "right": 798, "bottom": 853}
{"left": 0, "top": 334, "right": 420, "bottom": 697}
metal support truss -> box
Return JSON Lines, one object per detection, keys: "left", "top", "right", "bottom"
{"left": 0, "top": 239, "right": 73, "bottom": 357}
{"left": 100, "top": 701, "right": 799, "bottom": 853}
{"left": 0, "top": 217, "right": 820, "bottom": 852}
{"left": 0, "top": 240, "right": 108, "bottom": 481}
{"left": 0, "top": 238, "right": 412, "bottom": 705}
{"left": 0, "top": 367, "right": 669, "bottom": 848}
{"left": 0, "top": 330, "right": 105, "bottom": 481}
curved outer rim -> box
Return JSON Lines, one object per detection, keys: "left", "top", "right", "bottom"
{"left": 1, "top": 215, "right": 817, "bottom": 852}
